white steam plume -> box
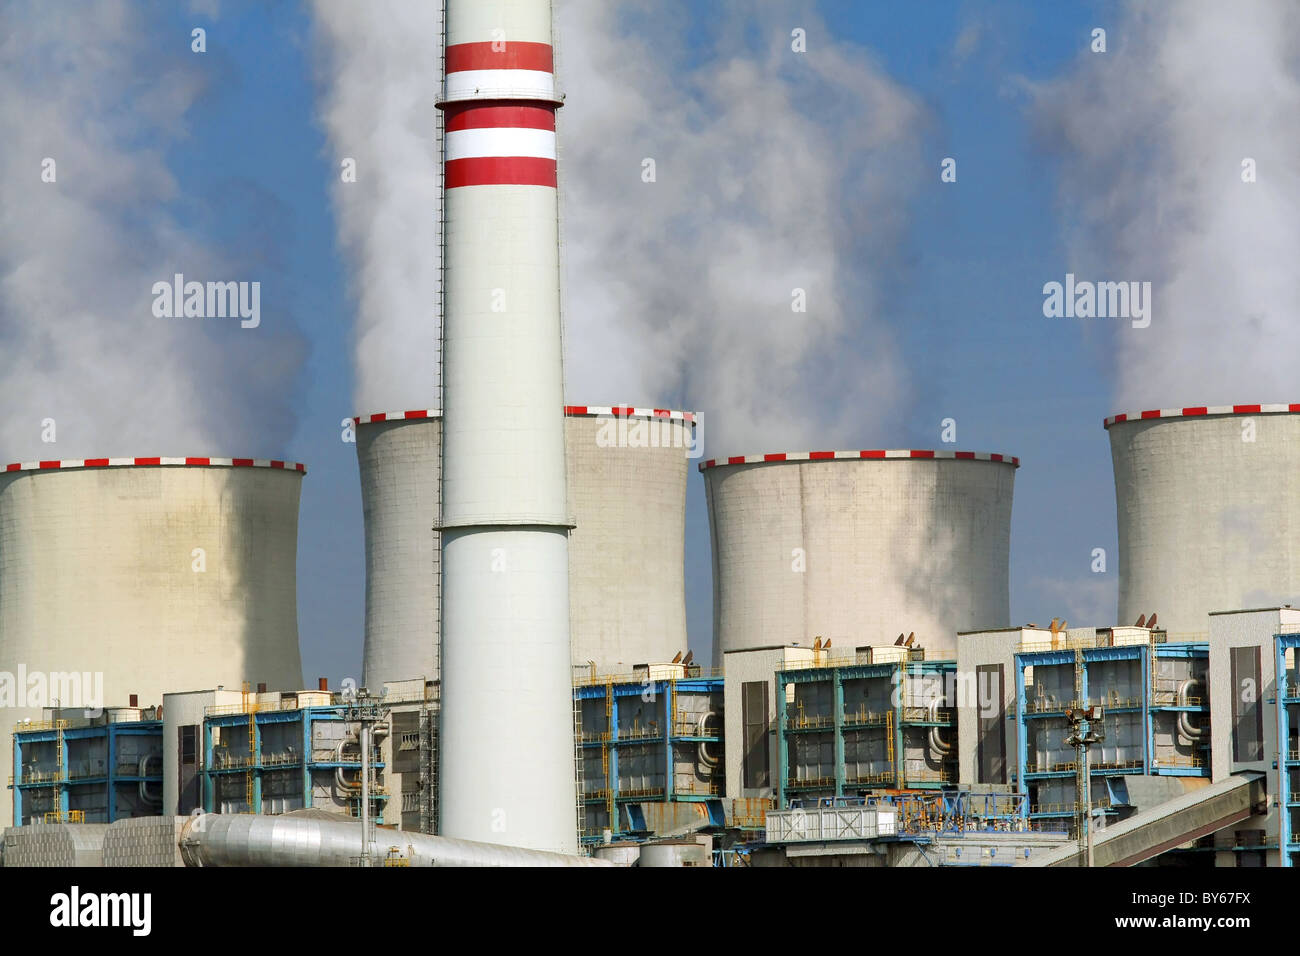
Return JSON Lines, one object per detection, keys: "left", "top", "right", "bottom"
{"left": 309, "top": 0, "right": 444, "bottom": 417}
{"left": 310, "top": 1, "right": 926, "bottom": 454}
{"left": 1031, "top": 0, "right": 1300, "bottom": 411}
{"left": 557, "top": 0, "right": 925, "bottom": 454}
{"left": 0, "top": 1, "right": 306, "bottom": 462}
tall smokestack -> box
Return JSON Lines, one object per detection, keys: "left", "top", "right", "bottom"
{"left": 437, "top": 0, "right": 575, "bottom": 853}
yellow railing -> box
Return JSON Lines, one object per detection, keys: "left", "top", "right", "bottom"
{"left": 1090, "top": 758, "right": 1144, "bottom": 771}
{"left": 673, "top": 780, "right": 720, "bottom": 796}
{"left": 844, "top": 770, "right": 896, "bottom": 785}
{"left": 621, "top": 725, "right": 662, "bottom": 740}
{"left": 204, "top": 697, "right": 314, "bottom": 717}
{"left": 1156, "top": 754, "right": 1205, "bottom": 768}
{"left": 1087, "top": 696, "right": 1144, "bottom": 710}
{"left": 619, "top": 787, "right": 666, "bottom": 799}
{"left": 573, "top": 666, "right": 725, "bottom": 687}
{"left": 13, "top": 719, "right": 69, "bottom": 733}
{"left": 13, "top": 769, "right": 64, "bottom": 785}
{"left": 786, "top": 711, "right": 833, "bottom": 729}
{"left": 43, "top": 810, "right": 85, "bottom": 824}
{"left": 902, "top": 706, "right": 954, "bottom": 723}
{"left": 1024, "top": 759, "right": 1078, "bottom": 773}
{"left": 784, "top": 776, "right": 835, "bottom": 790}
{"left": 843, "top": 710, "right": 890, "bottom": 727}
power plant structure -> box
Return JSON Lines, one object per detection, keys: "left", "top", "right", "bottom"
{"left": 1106, "top": 403, "right": 1300, "bottom": 635}
{"left": 436, "top": 0, "right": 576, "bottom": 854}
{"left": 701, "top": 449, "right": 1019, "bottom": 663}
{"left": 6, "top": 0, "right": 1298, "bottom": 875}
{"left": 0, "top": 457, "right": 306, "bottom": 826}
{"left": 355, "top": 405, "right": 695, "bottom": 689}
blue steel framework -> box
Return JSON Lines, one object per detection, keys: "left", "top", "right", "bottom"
{"left": 775, "top": 660, "right": 958, "bottom": 808}
{"left": 1276, "top": 634, "right": 1300, "bottom": 867}
{"left": 573, "top": 677, "right": 724, "bottom": 844}
{"left": 1014, "top": 642, "right": 1209, "bottom": 827}
{"left": 202, "top": 706, "right": 387, "bottom": 822}
{"left": 10, "top": 720, "right": 163, "bottom": 825}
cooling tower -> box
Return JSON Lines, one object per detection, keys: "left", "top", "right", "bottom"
{"left": 564, "top": 406, "right": 694, "bottom": 671}
{"left": 438, "top": 0, "right": 574, "bottom": 853}
{"left": 1106, "top": 403, "right": 1300, "bottom": 635}
{"left": 355, "top": 410, "right": 442, "bottom": 690}
{"left": 355, "top": 406, "right": 694, "bottom": 689}
{"left": 0, "top": 457, "right": 305, "bottom": 824}
{"left": 701, "top": 449, "right": 1019, "bottom": 664}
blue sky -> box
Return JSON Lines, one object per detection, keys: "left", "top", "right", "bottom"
{"left": 13, "top": 0, "right": 1266, "bottom": 686}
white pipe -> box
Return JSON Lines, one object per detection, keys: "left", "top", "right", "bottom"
{"left": 1176, "top": 678, "right": 1209, "bottom": 742}
{"left": 696, "top": 712, "right": 721, "bottom": 773}
{"left": 179, "top": 811, "right": 611, "bottom": 867}
{"left": 927, "top": 699, "right": 954, "bottom": 757}
{"left": 138, "top": 755, "right": 163, "bottom": 805}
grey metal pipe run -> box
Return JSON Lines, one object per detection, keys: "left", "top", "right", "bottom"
{"left": 178, "top": 812, "right": 613, "bottom": 867}
{"left": 1176, "top": 678, "right": 1210, "bottom": 742}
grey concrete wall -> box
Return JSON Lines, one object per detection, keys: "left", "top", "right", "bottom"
{"left": 705, "top": 457, "right": 1016, "bottom": 666}
{"left": 1109, "top": 411, "right": 1300, "bottom": 636}
{"left": 355, "top": 411, "right": 691, "bottom": 682}
{"left": 722, "top": 646, "right": 814, "bottom": 803}
{"left": 356, "top": 417, "right": 442, "bottom": 689}
{"left": 0, "top": 465, "right": 304, "bottom": 826}
{"left": 1204, "top": 607, "right": 1300, "bottom": 864}
{"left": 956, "top": 628, "right": 1039, "bottom": 786}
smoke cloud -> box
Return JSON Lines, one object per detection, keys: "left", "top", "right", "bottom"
{"left": 0, "top": 0, "right": 306, "bottom": 462}
{"left": 1030, "top": 0, "right": 1300, "bottom": 411}
{"left": 309, "top": 0, "right": 445, "bottom": 417}
{"left": 311, "top": 0, "right": 927, "bottom": 454}
{"left": 557, "top": 1, "right": 926, "bottom": 455}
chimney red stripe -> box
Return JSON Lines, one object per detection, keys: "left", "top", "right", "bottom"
{"left": 445, "top": 41, "right": 553, "bottom": 74}
{"left": 445, "top": 157, "right": 555, "bottom": 189}
{"left": 444, "top": 104, "right": 555, "bottom": 132}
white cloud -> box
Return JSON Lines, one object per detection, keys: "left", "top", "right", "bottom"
{"left": 311, "top": 0, "right": 927, "bottom": 453}
{"left": 309, "top": 0, "right": 444, "bottom": 416}
{"left": 1030, "top": 0, "right": 1300, "bottom": 411}
{"left": 557, "top": 0, "right": 926, "bottom": 454}
{"left": 0, "top": 1, "right": 305, "bottom": 461}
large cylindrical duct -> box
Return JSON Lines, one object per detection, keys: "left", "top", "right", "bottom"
{"left": 702, "top": 449, "right": 1019, "bottom": 664}
{"left": 356, "top": 406, "right": 694, "bottom": 689}
{"left": 437, "top": 0, "right": 575, "bottom": 853}
{"left": 0, "top": 457, "right": 305, "bottom": 824}
{"left": 178, "top": 811, "right": 611, "bottom": 867}
{"left": 1106, "top": 403, "right": 1300, "bottom": 635}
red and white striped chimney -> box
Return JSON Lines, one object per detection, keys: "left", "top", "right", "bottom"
{"left": 437, "top": 0, "right": 576, "bottom": 854}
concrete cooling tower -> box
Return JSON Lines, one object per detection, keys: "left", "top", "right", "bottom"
{"left": 355, "top": 406, "right": 695, "bottom": 689}
{"left": 0, "top": 457, "right": 306, "bottom": 823}
{"left": 1106, "top": 403, "right": 1300, "bottom": 635}
{"left": 701, "top": 449, "right": 1019, "bottom": 664}
{"left": 354, "top": 410, "right": 442, "bottom": 690}
{"left": 563, "top": 406, "right": 694, "bottom": 673}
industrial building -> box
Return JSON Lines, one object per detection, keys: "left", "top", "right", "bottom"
{"left": 0, "top": 457, "right": 306, "bottom": 826}
{"left": 355, "top": 405, "right": 695, "bottom": 689}
{"left": 573, "top": 666, "right": 723, "bottom": 843}
{"left": 3, "top": 0, "right": 1296, "bottom": 873}
{"left": 10, "top": 706, "right": 162, "bottom": 826}
{"left": 701, "top": 450, "right": 1017, "bottom": 663}
{"left": 775, "top": 650, "right": 958, "bottom": 804}
{"left": 1107, "top": 404, "right": 1300, "bottom": 635}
